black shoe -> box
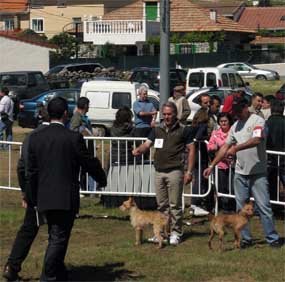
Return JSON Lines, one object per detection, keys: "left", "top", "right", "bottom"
{"left": 2, "top": 264, "right": 19, "bottom": 281}
{"left": 270, "top": 239, "right": 283, "bottom": 249}
{"left": 240, "top": 240, "right": 253, "bottom": 249}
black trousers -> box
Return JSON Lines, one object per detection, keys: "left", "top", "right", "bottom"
{"left": 7, "top": 206, "right": 39, "bottom": 271}
{"left": 41, "top": 210, "right": 75, "bottom": 282}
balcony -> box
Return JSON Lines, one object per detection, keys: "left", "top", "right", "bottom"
{"left": 83, "top": 19, "right": 160, "bottom": 45}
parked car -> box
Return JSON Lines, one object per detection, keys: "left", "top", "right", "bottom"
{"left": 186, "top": 87, "right": 253, "bottom": 121}
{"left": 0, "top": 71, "right": 50, "bottom": 117}
{"left": 186, "top": 67, "right": 249, "bottom": 95}
{"left": 217, "top": 62, "right": 280, "bottom": 80}
{"left": 18, "top": 88, "right": 80, "bottom": 128}
{"left": 46, "top": 63, "right": 104, "bottom": 77}
{"left": 276, "top": 84, "right": 285, "bottom": 101}
{"left": 130, "top": 67, "right": 187, "bottom": 94}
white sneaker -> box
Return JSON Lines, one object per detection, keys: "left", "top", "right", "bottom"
{"left": 169, "top": 234, "right": 181, "bottom": 246}
{"left": 193, "top": 206, "right": 209, "bottom": 216}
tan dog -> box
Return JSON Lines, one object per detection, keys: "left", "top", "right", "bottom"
{"left": 208, "top": 201, "right": 254, "bottom": 251}
{"left": 120, "top": 197, "right": 169, "bottom": 248}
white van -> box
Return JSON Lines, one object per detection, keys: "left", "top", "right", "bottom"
{"left": 80, "top": 80, "right": 160, "bottom": 135}
{"left": 186, "top": 67, "right": 246, "bottom": 94}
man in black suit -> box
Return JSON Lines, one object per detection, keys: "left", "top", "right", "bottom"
{"left": 26, "top": 97, "right": 107, "bottom": 281}
{"left": 3, "top": 109, "right": 50, "bottom": 281}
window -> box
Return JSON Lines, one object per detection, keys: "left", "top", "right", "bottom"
{"left": 31, "top": 18, "right": 44, "bottom": 33}
{"left": 34, "top": 73, "right": 46, "bottom": 85}
{"left": 87, "top": 91, "right": 110, "bottom": 109}
{"left": 189, "top": 73, "right": 204, "bottom": 88}
{"left": 145, "top": 2, "right": 158, "bottom": 21}
{"left": 235, "top": 74, "right": 245, "bottom": 88}
{"left": 229, "top": 73, "right": 237, "bottom": 88}
{"left": 30, "top": 0, "right": 44, "bottom": 8}
{"left": 4, "top": 19, "right": 14, "bottom": 30}
{"left": 221, "top": 73, "right": 229, "bottom": 87}
{"left": 206, "top": 73, "right": 216, "bottom": 87}
{"left": 58, "top": 90, "right": 77, "bottom": 102}
{"left": 57, "top": 0, "right": 66, "bottom": 7}
{"left": 72, "top": 17, "right": 82, "bottom": 23}
{"left": 112, "top": 92, "right": 131, "bottom": 109}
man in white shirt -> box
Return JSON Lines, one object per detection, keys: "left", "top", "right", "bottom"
{"left": 204, "top": 98, "right": 281, "bottom": 248}
{"left": 0, "top": 87, "right": 14, "bottom": 150}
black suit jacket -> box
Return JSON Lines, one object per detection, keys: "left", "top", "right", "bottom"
{"left": 17, "top": 123, "right": 49, "bottom": 206}
{"left": 26, "top": 123, "right": 106, "bottom": 212}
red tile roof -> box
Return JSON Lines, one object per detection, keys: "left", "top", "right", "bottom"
{"left": 238, "top": 7, "right": 285, "bottom": 30}
{"left": 103, "top": 0, "right": 254, "bottom": 33}
{"left": 170, "top": 0, "right": 254, "bottom": 33}
{"left": 0, "top": 33, "right": 57, "bottom": 49}
{"left": 0, "top": 0, "right": 28, "bottom": 14}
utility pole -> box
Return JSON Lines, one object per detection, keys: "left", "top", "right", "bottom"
{"left": 159, "top": 0, "right": 170, "bottom": 112}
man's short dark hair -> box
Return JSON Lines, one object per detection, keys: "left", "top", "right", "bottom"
{"left": 198, "top": 93, "right": 210, "bottom": 105}
{"left": 264, "top": 95, "right": 276, "bottom": 103}
{"left": 77, "top": 97, "right": 90, "bottom": 109}
{"left": 47, "top": 97, "right": 68, "bottom": 119}
{"left": 1, "top": 87, "right": 9, "bottom": 95}
{"left": 271, "top": 100, "right": 284, "bottom": 115}
{"left": 232, "top": 97, "right": 249, "bottom": 114}
{"left": 252, "top": 92, "right": 264, "bottom": 99}
{"left": 210, "top": 95, "right": 221, "bottom": 105}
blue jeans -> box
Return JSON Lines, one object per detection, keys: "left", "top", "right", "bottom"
{"left": 234, "top": 173, "right": 279, "bottom": 244}
{"left": 0, "top": 120, "right": 13, "bottom": 149}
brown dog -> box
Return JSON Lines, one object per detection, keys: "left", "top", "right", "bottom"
{"left": 208, "top": 201, "right": 254, "bottom": 251}
{"left": 119, "top": 197, "right": 169, "bottom": 248}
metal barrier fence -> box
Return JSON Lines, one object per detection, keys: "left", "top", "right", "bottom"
{"left": 1, "top": 138, "right": 284, "bottom": 209}
{"left": 213, "top": 150, "right": 285, "bottom": 210}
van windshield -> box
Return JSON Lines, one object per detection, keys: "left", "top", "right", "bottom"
{"left": 0, "top": 74, "right": 27, "bottom": 86}
{"left": 189, "top": 73, "right": 204, "bottom": 88}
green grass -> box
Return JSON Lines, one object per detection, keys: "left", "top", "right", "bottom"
{"left": 244, "top": 78, "right": 284, "bottom": 96}
{"left": 0, "top": 190, "right": 284, "bottom": 282}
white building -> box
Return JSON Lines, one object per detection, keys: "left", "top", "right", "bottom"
{"left": 0, "top": 33, "right": 55, "bottom": 73}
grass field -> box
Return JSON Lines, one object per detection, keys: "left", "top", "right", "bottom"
{"left": 244, "top": 78, "right": 284, "bottom": 96}
{"left": 0, "top": 190, "right": 285, "bottom": 282}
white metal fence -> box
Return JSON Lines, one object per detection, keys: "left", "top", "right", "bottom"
{"left": 1, "top": 138, "right": 284, "bottom": 208}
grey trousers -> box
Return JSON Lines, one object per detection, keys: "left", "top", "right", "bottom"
{"left": 155, "top": 169, "right": 183, "bottom": 236}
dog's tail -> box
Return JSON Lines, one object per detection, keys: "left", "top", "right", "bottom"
{"left": 207, "top": 213, "right": 215, "bottom": 221}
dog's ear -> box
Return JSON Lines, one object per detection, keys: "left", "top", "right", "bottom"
{"left": 128, "top": 196, "right": 134, "bottom": 202}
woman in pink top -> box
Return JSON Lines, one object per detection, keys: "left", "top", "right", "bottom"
{"left": 207, "top": 112, "right": 235, "bottom": 212}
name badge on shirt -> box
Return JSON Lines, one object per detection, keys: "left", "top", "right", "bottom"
{"left": 154, "top": 138, "right": 164, "bottom": 148}
{"left": 252, "top": 126, "right": 262, "bottom": 138}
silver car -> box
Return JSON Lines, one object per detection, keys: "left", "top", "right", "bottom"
{"left": 217, "top": 62, "right": 279, "bottom": 80}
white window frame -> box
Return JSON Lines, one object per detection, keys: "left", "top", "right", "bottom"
{"left": 4, "top": 18, "right": 14, "bottom": 30}
{"left": 31, "top": 18, "right": 44, "bottom": 33}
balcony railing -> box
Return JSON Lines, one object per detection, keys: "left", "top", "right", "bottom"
{"left": 83, "top": 19, "right": 159, "bottom": 45}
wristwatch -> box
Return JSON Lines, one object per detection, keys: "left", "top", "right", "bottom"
{"left": 186, "top": 170, "right": 193, "bottom": 176}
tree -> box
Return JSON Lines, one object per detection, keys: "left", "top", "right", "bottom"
{"left": 49, "top": 32, "right": 79, "bottom": 60}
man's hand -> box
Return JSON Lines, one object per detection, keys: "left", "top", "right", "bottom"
{"left": 203, "top": 166, "right": 213, "bottom": 179}
{"left": 184, "top": 173, "right": 192, "bottom": 185}
{"left": 132, "top": 148, "right": 141, "bottom": 156}
{"left": 22, "top": 199, "right": 27, "bottom": 209}
{"left": 150, "top": 120, "right": 156, "bottom": 128}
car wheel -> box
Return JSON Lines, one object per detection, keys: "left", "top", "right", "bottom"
{"left": 256, "top": 75, "right": 267, "bottom": 80}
